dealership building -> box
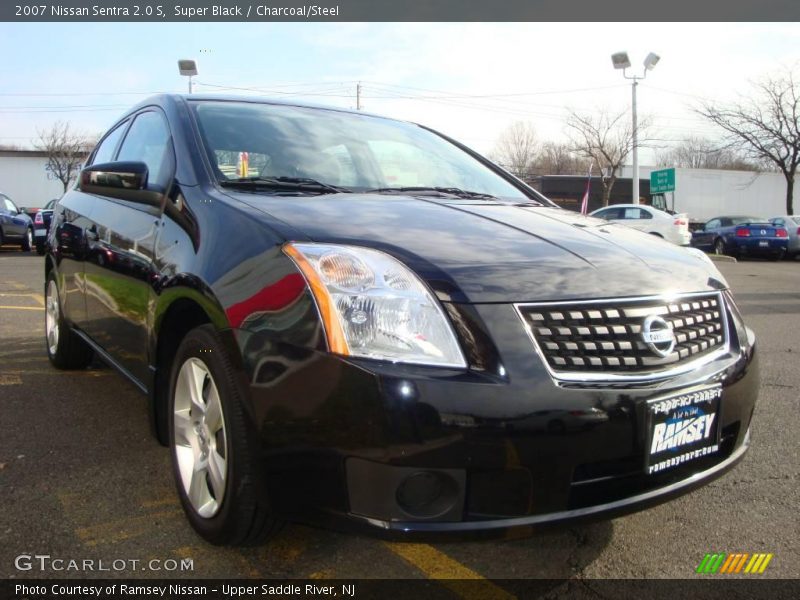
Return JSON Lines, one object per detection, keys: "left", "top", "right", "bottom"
{"left": 0, "top": 150, "right": 72, "bottom": 209}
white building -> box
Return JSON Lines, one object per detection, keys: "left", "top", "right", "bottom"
{"left": 0, "top": 150, "right": 75, "bottom": 209}
{"left": 620, "top": 165, "right": 788, "bottom": 222}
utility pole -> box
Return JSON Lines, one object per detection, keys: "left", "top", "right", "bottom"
{"left": 356, "top": 82, "right": 361, "bottom": 110}
{"left": 631, "top": 79, "right": 638, "bottom": 204}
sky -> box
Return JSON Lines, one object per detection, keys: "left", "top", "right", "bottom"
{"left": 1, "top": 22, "right": 799, "bottom": 165}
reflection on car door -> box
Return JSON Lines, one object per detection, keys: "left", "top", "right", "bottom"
{"left": 83, "top": 110, "right": 173, "bottom": 388}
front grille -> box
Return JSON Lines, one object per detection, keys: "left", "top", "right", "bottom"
{"left": 516, "top": 292, "right": 728, "bottom": 379}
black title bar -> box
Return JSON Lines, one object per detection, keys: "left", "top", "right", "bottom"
{"left": 3, "top": 0, "right": 800, "bottom": 22}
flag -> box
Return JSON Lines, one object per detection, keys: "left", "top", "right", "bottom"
{"left": 580, "top": 162, "right": 593, "bottom": 215}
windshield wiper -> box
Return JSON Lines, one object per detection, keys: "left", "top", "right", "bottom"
{"left": 219, "top": 176, "right": 350, "bottom": 194}
{"left": 365, "top": 186, "right": 499, "bottom": 200}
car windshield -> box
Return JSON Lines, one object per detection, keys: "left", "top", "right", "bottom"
{"left": 191, "top": 100, "right": 530, "bottom": 200}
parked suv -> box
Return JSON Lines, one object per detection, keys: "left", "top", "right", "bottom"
{"left": 45, "top": 95, "right": 758, "bottom": 545}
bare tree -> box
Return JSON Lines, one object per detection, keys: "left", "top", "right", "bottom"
{"left": 655, "top": 136, "right": 760, "bottom": 171}
{"left": 35, "top": 121, "right": 93, "bottom": 193}
{"left": 533, "top": 141, "right": 586, "bottom": 175}
{"left": 565, "top": 108, "right": 649, "bottom": 206}
{"left": 696, "top": 71, "right": 800, "bottom": 214}
{"left": 491, "top": 121, "right": 539, "bottom": 179}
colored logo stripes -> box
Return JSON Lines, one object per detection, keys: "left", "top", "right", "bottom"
{"left": 696, "top": 553, "right": 774, "bottom": 574}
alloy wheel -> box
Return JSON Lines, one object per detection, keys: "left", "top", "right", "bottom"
{"left": 173, "top": 358, "right": 228, "bottom": 518}
{"left": 45, "top": 279, "right": 60, "bottom": 356}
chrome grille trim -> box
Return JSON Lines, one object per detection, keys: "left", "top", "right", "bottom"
{"left": 514, "top": 291, "right": 731, "bottom": 384}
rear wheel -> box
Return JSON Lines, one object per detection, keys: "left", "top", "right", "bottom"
{"left": 45, "top": 273, "right": 94, "bottom": 369}
{"left": 769, "top": 249, "right": 786, "bottom": 262}
{"left": 21, "top": 227, "right": 33, "bottom": 251}
{"left": 169, "top": 325, "right": 282, "bottom": 546}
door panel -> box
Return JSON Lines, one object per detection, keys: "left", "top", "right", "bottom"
{"left": 83, "top": 200, "right": 161, "bottom": 383}
{"left": 81, "top": 108, "right": 172, "bottom": 386}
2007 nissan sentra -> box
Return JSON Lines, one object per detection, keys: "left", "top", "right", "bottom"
{"left": 43, "top": 95, "right": 758, "bottom": 545}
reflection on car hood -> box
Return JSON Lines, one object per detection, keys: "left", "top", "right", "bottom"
{"left": 229, "top": 192, "right": 727, "bottom": 303}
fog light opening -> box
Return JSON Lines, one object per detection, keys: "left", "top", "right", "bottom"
{"left": 395, "top": 470, "right": 459, "bottom": 519}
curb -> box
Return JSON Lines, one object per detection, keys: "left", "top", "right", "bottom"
{"left": 708, "top": 254, "right": 737, "bottom": 263}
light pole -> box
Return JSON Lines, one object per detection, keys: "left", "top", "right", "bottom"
{"left": 611, "top": 51, "right": 660, "bottom": 205}
{"left": 178, "top": 59, "right": 198, "bottom": 93}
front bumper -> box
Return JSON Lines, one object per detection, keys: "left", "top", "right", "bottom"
{"left": 350, "top": 428, "right": 750, "bottom": 535}
{"left": 233, "top": 296, "right": 758, "bottom": 538}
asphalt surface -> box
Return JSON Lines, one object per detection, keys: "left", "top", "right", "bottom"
{"left": 1, "top": 249, "right": 798, "bottom": 585}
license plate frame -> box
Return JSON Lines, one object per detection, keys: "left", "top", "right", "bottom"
{"left": 645, "top": 385, "right": 722, "bottom": 475}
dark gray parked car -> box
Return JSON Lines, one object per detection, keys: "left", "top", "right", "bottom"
{"left": 0, "top": 192, "right": 34, "bottom": 251}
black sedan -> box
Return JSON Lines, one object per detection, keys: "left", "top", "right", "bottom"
{"left": 691, "top": 215, "right": 789, "bottom": 260}
{"left": 44, "top": 95, "right": 758, "bottom": 545}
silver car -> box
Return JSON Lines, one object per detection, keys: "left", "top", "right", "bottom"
{"left": 769, "top": 215, "right": 800, "bottom": 258}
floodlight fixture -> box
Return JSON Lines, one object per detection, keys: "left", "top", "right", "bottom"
{"left": 178, "top": 59, "right": 198, "bottom": 77}
{"left": 178, "top": 59, "right": 198, "bottom": 93}
{"left": 611, "top": 52, "right": 631, "bottom": 70}
{"left": 643, "top": 52, "right": 661, "bottom": 71}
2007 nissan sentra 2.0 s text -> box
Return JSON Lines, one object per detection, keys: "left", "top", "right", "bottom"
{"left": 43, "top": 95, "right": 758, "bottom": 545}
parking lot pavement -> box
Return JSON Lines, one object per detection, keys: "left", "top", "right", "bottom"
{"left": 1, "top": 250, "right": 798, "bottom": 585}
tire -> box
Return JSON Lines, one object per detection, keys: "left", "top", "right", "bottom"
{"left": 168, "top": 325, "right": 282, "bottom": 546}
{"left": 714, "top": 238, "right": 726, "bottom": 256}
{"left": 45, "top": 272, "right": 94, "bottom": 369}
{"left": 0, "top": 227, "right": 5, "bottom": 247}
{"left": 21, "top": 227, "right": 33, "bottom": 251}
{"left": 769, "top": 249, "right": 786, "bottom": 262}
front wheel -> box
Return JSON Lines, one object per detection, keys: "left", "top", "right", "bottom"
{"left": 45, "top": 273, "right": 94, "bottom": 369}
{"left": 168, "top": 325, "right": 282, "bottom": 546}
{"left": 714, "top": 238, "right": 726, "bottom": 256}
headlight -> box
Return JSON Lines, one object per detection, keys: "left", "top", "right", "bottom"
{"left": 284, "top": 242, "right": 466, "bottom": 368}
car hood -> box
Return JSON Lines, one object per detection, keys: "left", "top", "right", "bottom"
{"left": 228, "top": 192, "right": 727, "bottom": 303}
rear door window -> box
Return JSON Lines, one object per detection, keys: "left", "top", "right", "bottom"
{"left": 91, "top": 121, "right": 128, "bottom": 165}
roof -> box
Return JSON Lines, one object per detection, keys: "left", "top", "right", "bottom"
{"left": 127, "top": 93, "right": 398, "bottom": 122}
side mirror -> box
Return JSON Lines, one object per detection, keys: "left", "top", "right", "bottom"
{"left": 79, "top": 162, "right": 164, "bottom": 206}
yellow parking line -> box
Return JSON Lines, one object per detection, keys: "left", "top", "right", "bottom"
{"left": 0, "top": 305, "right": 43, "bottom": 311}
{"left": 173, "top": 545, "right": 263, "bottom": 579}
{"left": 75, "top": 509, "right": 183, "bottom": 547}
{"left": 384, "top": 542, "right": 515, "bottom": 600}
